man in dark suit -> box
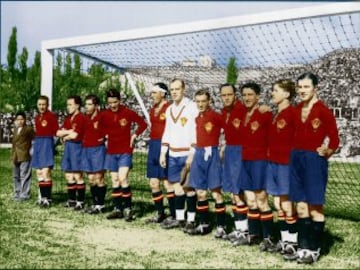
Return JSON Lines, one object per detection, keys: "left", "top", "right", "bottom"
{"left": 11, "top": 111, "right": 35, "bottom": 201}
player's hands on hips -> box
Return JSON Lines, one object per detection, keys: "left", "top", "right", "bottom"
{"left": 130, "top": 134, "right": 137, "bottom": 148}
{"left": 317, "top": 144, "right": 334, "bottom": 158}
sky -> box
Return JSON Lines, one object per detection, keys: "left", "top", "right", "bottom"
{"left": 1, "top": 1, "right": 331, "bottom": 66}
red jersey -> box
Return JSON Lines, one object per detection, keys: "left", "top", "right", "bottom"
{"left": 196, "top": 109, "right": 223, "bottom": 147}
{"left": 221, "top": 100, "right": 246, "bottom": 145}
{"left": 241, "top": 109, "right": 272, "bottom": 160}
{"left": 82, "top": 110, "right": 105, "bottom": 148}
{"left": 267, "top": 105, "right": 295, "bottom": 164}
{"left": 149, "top": 101, "right": 170, "bottom": 140}
{"left": 61, "top": 112, "right": 86, "bottom": 142}
{"left": 293, "top": 100, "right": 339, "bottom": 153}
{"left": 35, "top": 110, "right": 59, "bottom": 137}
{"left": 102, "top": 105, "right": 148, "bottom": 154}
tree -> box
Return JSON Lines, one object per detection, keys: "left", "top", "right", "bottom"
{"left": 18, "top": 47, "right": 28, "bottom": 80}
{"left": 20, "top": 51, "right": 41, "bottom": 111}
{"left": 7, "top": 27, "right": 18, "bottom": 81}
{"left": 226, "top": 57, "right": 238, "bottom": 85}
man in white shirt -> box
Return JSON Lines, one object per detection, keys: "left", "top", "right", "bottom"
{"left": 160, "top": 78, "right": 198, "bottom": 232}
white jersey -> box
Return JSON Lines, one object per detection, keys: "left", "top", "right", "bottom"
{"left": 161, "top": 97, "right": 198, "bottom": 157}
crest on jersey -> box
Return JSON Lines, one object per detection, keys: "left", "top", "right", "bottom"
{"left": 93, "top": 121, "right": 98, "bottom": 129}
{"left": 41, "top": 120, "right": 47, "bottom": 127}
{"left": 72, "top": 123, "right": 77, "bottom": 130}
{"left": 232, "top": 118, "right": 241, "bottom": 129}
{"left": 311, "top": 118, "right": 321, "bottom": 130}
{"left": 250, "top": 121, "right": 259, "bottom": 133}
{"left": 159, "top": 113, "right": 166, "bottom": 121}
{"left": 276, "top": 119, "right": 286, "bottom": 130}
{"left": 180, "top": 117, "right": 187, "bottom": 127}
{"left": 119, "top": 118, "right": 128, "bottom": 126}
{"left": 204, "top": 122, "right": 214, "bottom": 133}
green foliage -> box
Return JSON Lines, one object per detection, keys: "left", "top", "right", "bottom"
{"left": 0, "top": 28, "right": 150, "bottom": 112}
{"left": 226, "top": 57, "right": 238, "bottom": 85}
{"left": 18, "top": 47, "right": 28, "bottom": 80}
{"left": 7, "top": 27, "right": 17, "bottom": 81}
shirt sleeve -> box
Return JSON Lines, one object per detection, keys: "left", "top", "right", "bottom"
{"left": 161, "top": 107, "right": 171, "bottom": 153}
{"left": 324, "top": 107, "right": 340, "bottom": 151}
{"left": 131, "top": 109, "right": 148, "bottom": 136}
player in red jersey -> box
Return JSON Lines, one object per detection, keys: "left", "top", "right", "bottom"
{"left": 219, "top": 83, "right": 250, "bottom": 243}
{"left": 145, "top": 83, "right": 173, "bottom": 223}
{"left": 267, "top": 79, "right": 298, "bottom": 254}
{"left": 236, "top": 83, "right": 275, "bottom": 251}
{"left": 82, "top": 94, "right": 107, "bottom": 214}
{"left": 186, "top": 89, "right": 226, "bottom": 237}
{"left": 102, "top": 88, "right": 148, "bottom": 221}
{"left": 285, "top": 73, "right": 339, "bottom": 264}
{"left": 31, "top": 95, "right": 59, "bottom": 208}
{"left": 57, "top": 95, "right": 87, "bottom": 211}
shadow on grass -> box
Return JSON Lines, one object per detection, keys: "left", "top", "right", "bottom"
{"left": 321, "top": 229, "right": 344, "bottom": 256}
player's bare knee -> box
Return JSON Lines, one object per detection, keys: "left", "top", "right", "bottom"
{"left": 149, "top": 178, "right": 160, "bottom": 191}
{"left": 297, "top": 202, "right": 309, "bottom": 218}
{"left": 196, "top": 190, "right": 207, "bottom": 201}
{"left": 173, "top": 183, "right": 185, "bottom": 196}
{"left": 309, "top": 205, "right": 324, "bottom": 221}
{"left": 186, "top": 188, "right": 196, "bottom": 197}
{"left": 273, "top": 196, "right": 281, "bottom": 211}
{"left": 211, "top": 189, "right": 223, "bottom": 204}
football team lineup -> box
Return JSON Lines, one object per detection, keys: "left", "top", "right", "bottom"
{"left": 22, "top": 74, "right": 337, "bottom": 265}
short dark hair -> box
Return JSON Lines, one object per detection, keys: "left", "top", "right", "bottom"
{"left": 219, "top": 83, "right": 236, "bottom": 93}
{"left": 273, "top": 79, "right": 296, "bottom": 100}
{"left": 106, "top": 88, "right": 120, "bottom": 100}
{"left": 15, "top": 111, "right": 26, "bottom": 119}
{"left": 154, "top": 82, "right": 168, "bottom": 94}
{"left": 240, "top": 82, "right": 261, "bottom": 95}
{"left": 194, "top": 89, "right": 211, "bottom": 100}
{"left": 38, "top": 95, "right": 49, "bottom": 105}
{"left": 67, "top": 95, "right": 82, "bottom": 106}
{"left": 85, "top": 94, "right": 100, "bottom": 106}
{"left": 170, "top": 78, "right": 185, "bottom": 89}
{"left": 297, "top": 72, "right": 319, "bottom": 87}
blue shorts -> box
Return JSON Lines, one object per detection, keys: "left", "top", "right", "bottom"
{"left": 168, "top": 156, "right": 188, "bottom": 183}
{"left": 147, "top": 139, "right": 168, "bottom": 179}
{"left": 104, "top": 153, "right": 132, "bottom": 172}
{"left": 266, "top": 162, "right": 290, "bottom": 196}
{"left": 82, "top": 145, "right": 106, "bottom": 173}
{"left": 61, "top": 141, "right": 83, "bottom": 172}
{"left": 222, "top": 145, "right": 244, "bottom": 194}
{"left": 189, "top": 147, "right": 222, "bottom": 190}
{"left": 31, "top": 137, "right": 55, "bottom": 169}
{"left": 289, "top": 150, "right": 328, "bottom": 205}
{"left": 240, "top": 160, "right": 268, "bottom": 191}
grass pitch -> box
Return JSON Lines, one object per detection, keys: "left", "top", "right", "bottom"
{"left": 0, "top": 148, "right": 359, "bottom": 269}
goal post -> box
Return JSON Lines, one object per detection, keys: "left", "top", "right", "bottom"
{"left": 41, "top": 2, "right": 360, "bottom": 219}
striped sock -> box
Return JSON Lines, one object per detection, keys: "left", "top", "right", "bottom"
{"left": 122, "top": 186, "right": 132, "bottom": 209}
{"left": 167, "top": 191, "right": 176, "bottom": 218}
{"left": 152, "top": 191, "right": 164, "bottom": 215}
{"left": 112, "top": 187, "right": 123, "bottom": 211}
{"left": 67, "top": 183, "right": 77, "bottom": 202}
{"left": 76, "top": 183, "right": 86, "bottom": 203}
{"left": 215, "top": 202, "right": 226, "bottom": 227}
{"left": 197, "top": 200, "right": 209, "bottom": 224}
{"left": 260, "top": 210, "right": 274, "bottom": 238}
{"left": 248, "top": 208, "right": 261, "bottom": 236}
